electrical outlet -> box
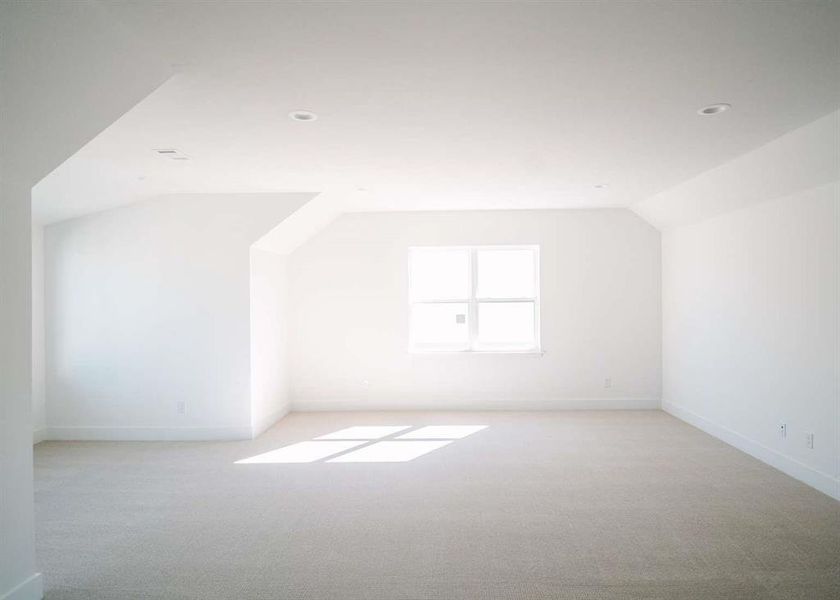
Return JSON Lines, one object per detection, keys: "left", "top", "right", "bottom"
{"left": 779, "top": 423, "right": 787, "bottom": 439}
{"left": 806, "top": 433, "right": 814, "bottom": 449}
{"left": 176, "top": 401, "right": 186, "bottom": 415}
{"left": 604, "top": 377, "right": 612, "bottom": 389}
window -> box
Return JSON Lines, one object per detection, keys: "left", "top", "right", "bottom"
{"left": 408, "top": 245, "right": 540, "bottom": 352}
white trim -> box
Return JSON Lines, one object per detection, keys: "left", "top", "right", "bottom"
{"left": 43, "top": 426, "right": 252, "bottom": 442}
{"left": 468, "top": 247, "right": 478, "bottom": 346}
{"left": 1, "top": 572, "right": 43, "bottom": 600}
{"left": 409, "top": 349, "right": 545, "bottom": 355}
{"left": 663, "top": 401, "right": 840, "bottom": 501}
{"left": 32, "top": 428, "right": 48, "bottom": 445}
{"left": 251, "top": 407, "right": 290, "bottom": 439}
{"left": 293, "top": 397, "right": 659, "bottom": 412}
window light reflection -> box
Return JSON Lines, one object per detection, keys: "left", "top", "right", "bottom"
{"left": 235, "top": 425, "right": 487, "bottom": 464}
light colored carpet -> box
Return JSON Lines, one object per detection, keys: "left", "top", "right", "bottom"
{"left": 34, "top": 411, "right": 840, "bottom": 599}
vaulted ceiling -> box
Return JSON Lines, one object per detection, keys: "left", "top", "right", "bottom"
{"left": 32, "top": 1, "right": 840, "bottom": 225}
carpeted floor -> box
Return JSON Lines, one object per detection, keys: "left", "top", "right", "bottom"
{"left": 34, "top": 411, "right": 840, "bottom": 599}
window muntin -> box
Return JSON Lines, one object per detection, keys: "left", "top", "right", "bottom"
{"left": 408, "top": 245, "right": 540, "bottom": 352}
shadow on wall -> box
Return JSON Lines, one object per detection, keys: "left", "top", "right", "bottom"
{"left": 235, "top": 425, "right": 487, "bottom": 464}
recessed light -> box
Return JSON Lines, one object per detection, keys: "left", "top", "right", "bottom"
{"left": 697, "top": 103, "right": 731, "bottom": 116}
{"left": 594, "top": 184, "right": 608, "bottom": 189}
{"left": 289, "top": 110, "right": 317, "bottom": 122}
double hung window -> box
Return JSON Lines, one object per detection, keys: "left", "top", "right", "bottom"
{"left": 408, "top": 245, "right": 540, "bottom": 352}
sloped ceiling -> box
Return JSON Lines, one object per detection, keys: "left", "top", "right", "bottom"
{"left": 633, "top": 110, "right": 840, "bottom": 230}
{"left": 30, "top": 1, "right": 840, "bottom": 231}
{"left": 0, "top": 0, "right": 171, "bottom": 187}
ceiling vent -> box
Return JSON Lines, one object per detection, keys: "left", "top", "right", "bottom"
{"left": 154, "top": 148, "right": 189, "bottom": 160}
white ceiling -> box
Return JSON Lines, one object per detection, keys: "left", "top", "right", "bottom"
{"left": 33, "top": 1, "right": 840, "bottom": 224}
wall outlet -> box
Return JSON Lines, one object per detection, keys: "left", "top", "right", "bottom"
{"left": 779, "top": 423, "right": 787, "bottom": 439}
{"left": 806, "top": 433, "right": 814, "bottom": 449}
{"left": 604, "top": 377, "right": 612, "bottom": 389}
{"left": 176, "top": 401, "right": 186, "bottom": 415}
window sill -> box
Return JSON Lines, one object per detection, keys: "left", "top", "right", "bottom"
{"left": 409, "top": 348, "right": 545, "bottom": 355}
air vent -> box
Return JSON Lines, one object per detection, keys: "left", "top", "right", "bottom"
{"left": 154, "top": 148, "right": 190, "bottom": 160}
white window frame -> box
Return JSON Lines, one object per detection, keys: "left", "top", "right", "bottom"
{"left": 408, "top": 245, "right": 541, "bottom": 353}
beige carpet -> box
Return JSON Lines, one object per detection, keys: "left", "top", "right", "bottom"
{"left": 34, "top": 411, "right": 840, "bottom": 599}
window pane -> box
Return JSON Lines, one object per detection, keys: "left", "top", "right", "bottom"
{"left": 409, "top": 248, "right": 470, "bottom": 301}
{"left": 410, "top": 302, "right": 469, "bottom": 348}
{"left": 476, "top": 249, "right": 535, "bottom": 298}
{"left": 477, "top": 302, "right": 535, "bottom": 346}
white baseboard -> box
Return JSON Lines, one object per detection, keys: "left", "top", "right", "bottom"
{"left": 38, "top": 401, "right": 658, "bottom": 442}
{"left": 663, "top": 401, "right": 839, "bottom": 501}
{"left": 1, "top": 572, "right": 43, "bottom": 600}
{"left": 44, "top": 426, "right": 252, "bottom": 442}
{"left": 251, "top": 406, "right": 291, "bottom": 438}
{"left": 292, "top": 397, "right": 660, "bottom": 412}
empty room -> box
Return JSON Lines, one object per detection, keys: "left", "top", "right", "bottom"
{"left": 1, "top": 1, "right": 838, "bottom": 599}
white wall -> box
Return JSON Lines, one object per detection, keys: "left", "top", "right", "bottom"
{"left": 288, "top": 209, "right": 661, "bottom": 410}
{"left": 250, "top": 248, "right": 292, "bottom": 436}
{"left": 662, "top": 182, "right": 839, "bottom": 499}
{"left": 0, "top": 2, "right": 171, "bottom": 597}
{"left": 0, "top": 180, "right": 42, "bottom": 600}
{"left": 44, "top": 193, "right": 309, "bottom": 441}
{"left": 31, "top": 226, "right": 47, "bottom": 443}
